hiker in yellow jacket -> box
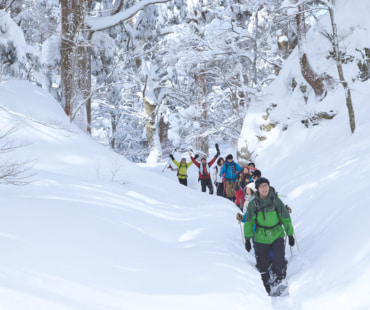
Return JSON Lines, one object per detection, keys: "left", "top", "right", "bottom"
{"left": 169, "top": 154, "right": 193, "bottom": 186}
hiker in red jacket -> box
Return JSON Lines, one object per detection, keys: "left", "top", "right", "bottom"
{"left": 189, "top": 145, "right": 220, "bottom": 194}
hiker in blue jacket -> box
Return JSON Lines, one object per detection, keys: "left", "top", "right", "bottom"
{"left": 219, "top": 154, "right": 242, "bottom": 201}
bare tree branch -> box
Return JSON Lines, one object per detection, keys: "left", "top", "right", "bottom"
{"left": 0, "top": 160, "right": 36, "bottom": 186}
{"left": 0, "top": 125, "right": 37, "bottom": 185}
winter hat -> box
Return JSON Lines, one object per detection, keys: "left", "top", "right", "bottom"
{"left": 255, "top": 177, "right": 270, "bottom": 190}
{"left": 201, "top": 157, "right": 207, "bottom": 161}
{"left": 181, "top": 158, "right": 186, "bottom": 162}
{"left": 225, "top": 154, "right": 233, "bottom": 161}
{"left": 246, "top": 182, "right": 256, "bottom": 193}
{"left": 253, "top": 169, "right": 262, "bottom": 178}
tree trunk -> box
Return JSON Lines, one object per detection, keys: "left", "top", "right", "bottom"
{"left": 110, "top": 110, "right": 117, "bottom": 150}
{"left": 296, "top": 4, "right": 327, "bottom": 98}
{"left": 75, "top": 36, "right": 92, "bottom": 133}
{"left": 299, "top": 53, "right": 326, "bottom": 97}
{"left": 60, "top": 0, "right": 84, "bottom": 117}
{"left": 328, "top": 4, "right": 355, "bottom": 133}
{"left": 195, "top": 67, "right": 209, "bottom": 156}
{"left": 144, "top": 97, "right": 161, "bottom": 162}
{"left": 252, "top": 11, "right": 258, "bottom": 88}
{"left": 144, "top": 97, "right": 157, "bottom": 150}
{"left": 60, "top": 0, "right": 92, "bottom": 133}
{"left": 158, "top": 113, "right": 168, "bottom": 145}
{"left": 142, "top": 75, "right": 161, "bottom": 162}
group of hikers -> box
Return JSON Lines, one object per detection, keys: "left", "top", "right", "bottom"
{"left": 168, "top": 144, "right": 296, "bottom": 296}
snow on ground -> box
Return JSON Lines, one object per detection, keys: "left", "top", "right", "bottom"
{"left": 248, "top": 79, "right": 370, "bottom": 309}
{"left": 1, "top": 71, "right": 370, "bottom": 310}
{"left": 234, "top": 1, "right": 370, "bottom": 307}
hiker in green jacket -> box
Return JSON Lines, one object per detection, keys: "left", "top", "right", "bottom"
{"left": 169, "top": 154, "right": 193, "bottom": 186}
{"left": 244, "top": 177, "right": 295, "bottom": 295}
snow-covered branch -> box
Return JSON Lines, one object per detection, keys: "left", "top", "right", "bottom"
{"left": 279, "top": 0, "right": 333, "bottom": 13}
{"left": 86, "top": 0, "right": 171, "bottom": 31}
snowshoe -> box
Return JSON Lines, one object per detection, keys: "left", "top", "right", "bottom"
{"left": 269, "top": 279, "right": 289, "bottom": 297}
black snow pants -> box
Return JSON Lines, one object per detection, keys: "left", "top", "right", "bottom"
{"left": 201, "top": 178, "right": 213, "bottom": 194}
{"left": 178, "top": 178, "right": 188, "bottom": 186}
{"left": 254, "top": 237, "right": 287, "bottom": 292}
{"left": 215, "top": 182, "right": 224, "bottom": 196}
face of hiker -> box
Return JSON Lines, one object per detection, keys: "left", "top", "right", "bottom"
{"left": 201, "top": 159, "right": 206, "bottom": 164}
{"left": 258, "top": 183, "right": 270, "bottom": 199}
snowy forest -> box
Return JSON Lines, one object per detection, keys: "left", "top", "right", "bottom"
{"left": 2, "top": 0, "right": 370, "bottom": 309}
{"left": 2, "top": 0, "right": 364, "bottom": 163}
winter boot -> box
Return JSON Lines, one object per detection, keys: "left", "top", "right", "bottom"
{"left": 264, "top": 283, "right": 271, "bottom": 295}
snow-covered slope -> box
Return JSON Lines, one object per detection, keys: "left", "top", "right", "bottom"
{"left": 2, "top": 76, "right": 370, "bottom": 310}
{"left": 237, "top": 0, "right": 370, "bottom": 308}
{"left": 0, "top": 80, "right": 271, "bottom": 309}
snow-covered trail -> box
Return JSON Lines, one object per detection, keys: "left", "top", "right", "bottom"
{"left": 0, "top": 80, "right": 272, "bottom": 309}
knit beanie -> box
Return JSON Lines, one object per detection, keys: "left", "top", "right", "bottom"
{"left": 255, "top": 177, "right": 270, "bottom": 190}
{"left": 253, "top": 169, "right": 262, "bottom": 178}
{"left": 225, "top": 154, "right": 233, "bottom": 161}
{"left": 246, "top": 182, "right": 256, "bottom": 193}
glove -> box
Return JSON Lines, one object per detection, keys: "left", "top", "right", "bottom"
{"left": 194, "top": 154, "right": 199, "bottom": 160}
{"left": 169, "top": 154, "right": 174, "bottom": 160}
{"left": 236, "top": 213, "right": 243, "bottom": 221}
{"left": 288, "top": 235, "right": 295, "bottom": 247}
{"left": 245, "top": 239, "right": 251, "bottom": 252}
{"left": 215, "top": 143, "right": 220, "bottom": 156}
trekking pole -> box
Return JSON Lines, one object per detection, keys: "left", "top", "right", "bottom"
{"left": 161, "top": 159, "right": 169, "bottom": 172}
{"left": 289, "top": 211, "right": 300, "bottom": 253}
{"left": 239, "top": 221, "right": 245, "bottom": 245}
{"left": 290, "top": 244, "right": 293, "bottom": 257}
{"left": 284, "top": 235, "right": 292, "bottom": 258}
{"left": 294, "top": 231, "right": 300, "bottom": 253}
{"left": 161, "top": 157, "right": 172, "bottom": 173}
{"left": 162, "top": 147, "right": 178, "bottom": 173}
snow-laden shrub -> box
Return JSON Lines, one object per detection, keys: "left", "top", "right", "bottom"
{"left": 0, "top": 10, "right": 27, "bottom": 79}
